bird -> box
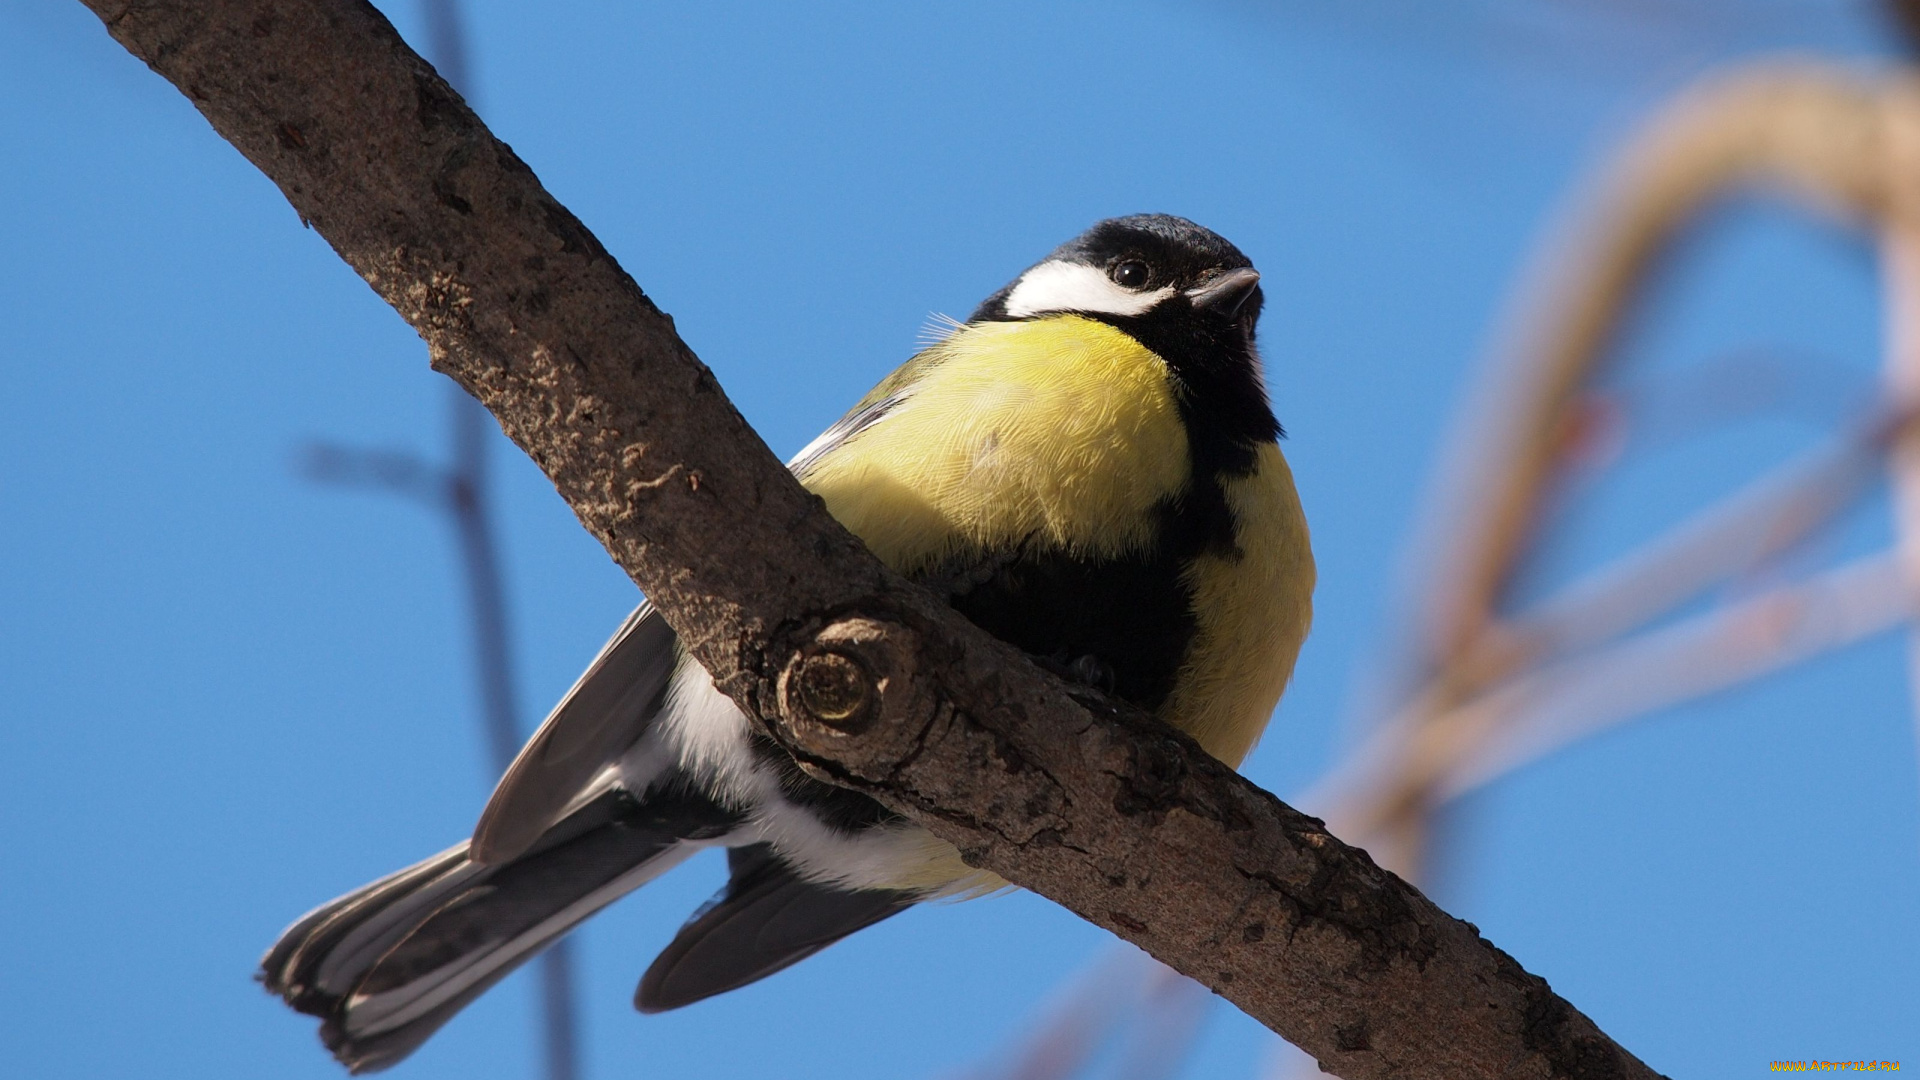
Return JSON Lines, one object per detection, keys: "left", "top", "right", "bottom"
{"left": 259, "top": 213, "right": 1315, "bottom": 1072}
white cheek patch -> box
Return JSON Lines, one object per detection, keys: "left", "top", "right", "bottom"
{"left": 1001, "top": 260, "right": 1174, "bottom": 318}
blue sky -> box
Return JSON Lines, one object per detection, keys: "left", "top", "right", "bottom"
{"left": 2, "top": 1, "right": 1915, "bottom": 1077}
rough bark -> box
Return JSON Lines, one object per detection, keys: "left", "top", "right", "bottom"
{"left": 75, "top": 2, "right": 1666, "bottom": 1078}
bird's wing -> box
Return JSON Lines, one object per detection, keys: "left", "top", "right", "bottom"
{"left": 787, "top": 340, "right": 952, "bottom": 478}
{"left": 785, "top": 391, "right": 909, "bottom": 479}
{"left": 634, "top": 843, "right": 915, "bottom": 1013}
{"left": 469, "top": 602, "right": 680, "bottom": 864}
{"left": 472, "top": 342, "right": 951, "bottom": 863}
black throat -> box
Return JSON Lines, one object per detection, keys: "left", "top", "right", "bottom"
{"left": 1082, "top": 305, "right": 1280, "bottom": 559}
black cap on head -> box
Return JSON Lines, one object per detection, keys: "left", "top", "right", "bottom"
{"left": 1047, "top": 214, "right": 1253, "bottom": 280}
{"left": 971, "top": 214, "right": 1263, "bottom": 329}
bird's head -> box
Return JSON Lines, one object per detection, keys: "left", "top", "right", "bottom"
{"left": 970, "top": 214, "right": 1264, "bottom": 352}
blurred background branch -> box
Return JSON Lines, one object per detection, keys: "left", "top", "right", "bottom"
{"left": 294, "top": 3, "right": 580, "bottom": 1078}
{"left": 1337, "top": 59, "right": 1920, "bottom": 881}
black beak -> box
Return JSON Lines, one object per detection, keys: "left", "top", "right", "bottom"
{"left": 1184, "top": 267, "right": 1261, "bottom": 318}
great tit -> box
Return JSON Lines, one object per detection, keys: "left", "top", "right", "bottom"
{"left": 260, "top": 214, "right": 1314, "bottom": 1072}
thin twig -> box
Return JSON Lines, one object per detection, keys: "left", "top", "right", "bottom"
{"left": 1443, "top": 553, "right": 1912, "bottom": 801}
{"left": 417, "top": 1, "right": 581, "bottom": 1073}
{"left": 297, "top": 4, "right": 584, "bottom": 1077}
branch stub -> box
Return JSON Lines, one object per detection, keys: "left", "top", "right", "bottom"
{"left": 777, "top": 616, "right": 932, "bottom": 759}
{"left": 792, "top": 650, "right": 875, "bottom": 733}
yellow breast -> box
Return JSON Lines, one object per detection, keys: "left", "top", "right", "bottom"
{"left": 800, "top": 316, "right": 1191, "bottom": 572}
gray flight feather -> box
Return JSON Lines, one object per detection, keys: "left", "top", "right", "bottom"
{"left": 469, "top": 602, "right": 679, "bottom": 864}
{"left": 635, "top": 843, "right": 914, "bottom": 1013}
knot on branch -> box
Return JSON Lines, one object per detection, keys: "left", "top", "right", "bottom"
{"left": 792, "top": 650, "right": 875, "bottom": 733}
{"left": 776, "top": 616, "right": 937, "bottom": 772}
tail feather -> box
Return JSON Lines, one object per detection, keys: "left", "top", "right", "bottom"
{"left": 262, "top": 842, "right": 475, "bottom": 1017}
{"left": 261, "top": 788, "right": 740, "bottom": 1073}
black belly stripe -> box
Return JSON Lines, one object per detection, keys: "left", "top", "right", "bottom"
{"left": 922, "top": 525, "right": 1197, "bottom": 711}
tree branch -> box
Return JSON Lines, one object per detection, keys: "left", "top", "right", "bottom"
{"left": 77, "top": 2, "right": 1663, "bottom": 1077}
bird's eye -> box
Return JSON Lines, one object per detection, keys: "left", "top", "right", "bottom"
{"left": 1110, "top": 261, "right": 1150, "bottom": 289}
